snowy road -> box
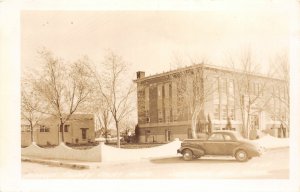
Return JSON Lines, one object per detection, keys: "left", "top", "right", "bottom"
{"left": 22, "top": 148, "right": 288, "bottom": 179}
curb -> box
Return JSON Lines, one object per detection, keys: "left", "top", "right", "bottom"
{"left": 21, "top": 157, "right": 90, "bottom": 170}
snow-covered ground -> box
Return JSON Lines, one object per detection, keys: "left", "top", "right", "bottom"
{"left": 22, "top": 135, "right": 288, "bottom": 163}
{"left": 101, "top": 135, "right": 289, "bottom": 162}
{"left": 22, "top": 148, "right": 289, "bottom": 179}
{"left": 251, "top": 134, "right": 289, "bottom": 150}
{"left": 101, "top": 139, "right": 182, "bottom": 162}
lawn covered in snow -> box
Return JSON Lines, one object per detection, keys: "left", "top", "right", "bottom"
{"left": 251, "top": 134, "right": 289, "bottom": 149}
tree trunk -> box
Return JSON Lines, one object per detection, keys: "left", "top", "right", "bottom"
{"left": 105, "top": 126, "right": 108, "bottom": 144}
{"left": 30, "top": 121, "right": 34, "bottom": 143}
{"left": 116, "top": 121, "right": 120, "bottom": 148}
{"left": 191, "top": 113, "right": 198, "bottom": 139}
{"left": 191, "top": 106, "right": 201, "bottom": 139}
{"left": 60, "top": 121, "right": 64, "bottom": 144}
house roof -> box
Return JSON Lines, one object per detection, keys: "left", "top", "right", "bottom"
{"left": 42, "top": 113, "right": 94, "bottom": 123}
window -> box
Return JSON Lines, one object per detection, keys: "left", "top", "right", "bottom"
{"left": 158, "top": 110, "right": 163, "bottom": 123}
{"left": 171, "top": 82, "right": 178, "bottom": 121}
{"left": 145, "top": 111, "right": 150, "bottom": 123}
{"left": 220, "top": 79, "right": 227, "bottom": 105}
{"left": 214, "top": 104, "right": 220, "bottom": 120}
{"left": 157, "top": 84, "right": 163, "bottom": 122}
{"left": 208, "top": 133, "right": 224, "bottom": 141}
{"left": 221, "top": 105, "right": 227, "bottom": 120}
{"left": 40, "top": 125, "right": 49, "bottom": 132}
{"left": 59, "top": 124, "right": 69, "bottom": 132}
{"left": 165, "top": 109, "right": 171, "bottom": 123}
{"left": 223, "top": 134, "right": 233, "bottom": 141}
{"left": 64, "top": 125, "right": 69, "bottom": 132}
{"left": 228, "top": 106, "right": 235, "bottom": 120}
{"left": 146, "top": 117, "right": 150, "bottom": 123}
{"left": 213, "top": 78, "right": 220, "bottom": 106}
{"left": 145, "top": 86, "right": 149, "bottom": 111}
{"left": 228, "top": 80, "right": 235, "bottom": 105}
{"left": 22, "top": 125, "right": 31, "bottom": 132}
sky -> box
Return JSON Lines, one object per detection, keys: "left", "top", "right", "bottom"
{"left": 21, "top": 7, "right": 291, "bottom": 78}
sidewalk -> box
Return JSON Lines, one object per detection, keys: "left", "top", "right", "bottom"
{"left": 21, "top": 155, "right": 155, "bottom": 169}
{"left": 21, "top": 156, "right": 97, "bottom": 169}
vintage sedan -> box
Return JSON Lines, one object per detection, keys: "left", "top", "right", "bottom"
{"left": 177, "top": 131, "right": 264, "bottom": 162}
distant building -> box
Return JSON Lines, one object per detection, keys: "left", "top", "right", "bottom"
{"left": 134, "top": 64, "right": 289, "bottom": 143}
{"left": 21, "top": 114, "right": 95, "bottom": 146}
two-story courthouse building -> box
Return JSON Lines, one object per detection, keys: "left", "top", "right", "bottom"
{"left": 134, "top": 64, "right": 288, "bottom": 143}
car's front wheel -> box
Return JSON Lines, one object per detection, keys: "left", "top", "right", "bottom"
{"left": 235, "top": 150, "right": 248, "bottom": 162}
{"left": 182, "top": 149, "right": 193, "bottom": 161}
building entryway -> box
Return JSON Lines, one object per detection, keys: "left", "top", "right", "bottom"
{"left": 249, "top": 114, "right": 260, "bottom": 139}
{"left": 165, "top": 130, "right": 171, "bottom": 142}
{"left": 80, "top": 128, "right": 88, "bottom": 140}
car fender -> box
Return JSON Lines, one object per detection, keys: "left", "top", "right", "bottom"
{"left": 180, "top": 147, "right": 205, "bottom": 156}
{"left": 233, "top": 146, "right": 248, "bottom": 156}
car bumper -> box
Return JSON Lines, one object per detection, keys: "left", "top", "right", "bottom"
{"left": 248, "top": 147, "right": 264, "bottom": 157}
{"left": 177, "top": 148, "right": 182, "bottom": 154}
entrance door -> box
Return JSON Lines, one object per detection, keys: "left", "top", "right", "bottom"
{"left": 165, "top": 130, "right": 171, "bottom": 142}
{"left": 81, "top": 128, "right": 88, "bottom": 140}
{"left": 145, "top": 130, "right": 150, "bottom": 142}
{"left": 250, "top": 115, "right": 259, "bottom": 130}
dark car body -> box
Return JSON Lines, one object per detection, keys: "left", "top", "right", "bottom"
{"left": 177, "top": 131, "right": 264, "bottom": 162}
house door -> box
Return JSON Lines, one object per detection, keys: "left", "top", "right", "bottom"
{"left": 145, "top": 130, "right": 150, "bottom": 142}
{"left": 81, "top": 128, "right": 88, "bottom": 140}
{"left": 165, "top": 130, "right": 171, "bottom": 142}
{"left": 250, "top": 114, "right": 259, "bottom": 130}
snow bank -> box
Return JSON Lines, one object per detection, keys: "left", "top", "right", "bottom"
{"left": 22, "top": 142, "right": 101, "bottom": 162}
{"left": 101, "top": 139, "right": 182, "bottom": 162}
{"left": 251, "top": 135, "right": 289, "bottom": 149}
{"left": 21, "top": 139, "right": 182, "bottom": 162}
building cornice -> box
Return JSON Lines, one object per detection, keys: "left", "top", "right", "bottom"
{"left": 134, "top": 63, "right": 285, "bottom": 83}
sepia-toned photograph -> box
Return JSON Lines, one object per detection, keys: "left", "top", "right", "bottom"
{"left": 1, "top": 0, "right": 300, "bottom": 192}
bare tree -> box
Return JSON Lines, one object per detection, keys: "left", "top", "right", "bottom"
{"left": 21, "top": 80, "right": 44, "bottom": 143}
{"left": 226, "top": 48, "right": 271, "bottom": 138}
{"left": 87, "top": 51, "right": 135, "bottom": 148}
{"left": 265, "top": 52, "right": 289, "bottom": 136}
{"left": 120, "top": 117, "right": 136, "bottom": 142}
{"left": 172, "top": 63, "right": 218, "bottom": 138}
{"left": 32, "top": 50, "right": 92, "bottom": 143}
{"left": 93, "top": 95, "right": 112, "bottom": 143}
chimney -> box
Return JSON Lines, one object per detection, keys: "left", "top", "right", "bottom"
{"left": 136, "top": 71, "right": 145, "bottom": 79}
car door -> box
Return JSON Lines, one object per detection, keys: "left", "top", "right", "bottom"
{"left": 204, "top": 133, "right": 226, "bottom": 155}
{"left": 222, "top": 133, "right": 240, "bottom": 155}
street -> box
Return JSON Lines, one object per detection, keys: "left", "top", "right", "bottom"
{"left": 22, "top": 148, "right": 289, "bottom": 179}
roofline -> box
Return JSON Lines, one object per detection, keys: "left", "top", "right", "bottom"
{"left": 134, "top": 63, "right": 284, "bottom": 83}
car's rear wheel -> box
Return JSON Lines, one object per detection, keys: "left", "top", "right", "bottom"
{"left": 235, "top": 150, "right": 248, "bottom": 162}
{"left": 182, "top": 149, "right": 193, "bottom": 161}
